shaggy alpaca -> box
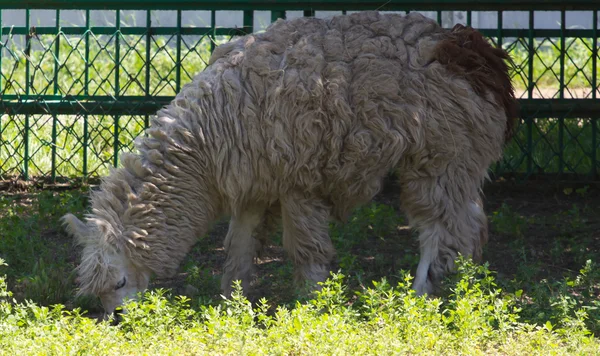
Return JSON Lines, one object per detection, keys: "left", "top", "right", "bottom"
{"left": 62, "top": 11, "right": 517, "bottom": 316}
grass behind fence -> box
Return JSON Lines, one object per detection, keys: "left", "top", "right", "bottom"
{"left": 1, "top": 34, "right": 218, "bottom": 179}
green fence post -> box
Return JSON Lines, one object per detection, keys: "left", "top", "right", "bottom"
{"left": 176, "top": 10, "right": 182, "bottom": 93}
{"left": 1, "top": 8, "right": 3, "bottom": 176}
{"left": 271, "top": 10, "right": 286, "bottom": 23}
{"left": 0, "top": 8, "right": 2, "bottom": 97}
{"left": 558, "top": 10, "right": 565, "bottom": 176}
{"left": 83, "top": 10, "right": 91, "bottom": 180}
{"left": 83, "top": 114, "right": 88, "bottom": 180}
{"left": 85, "top": 10, "right": 90, "bottom": 96}
{"left": 143, "top": 10, "right": 152, "bottom": 136}
{"left": 594, "top": 10, "right": 598, "bottom": 102}
{"left": 24, "top": 9, "right": 31, "bottom": 180}
{"left": 210, "top": 10, "right": 216, "bottom": 53}
{"left": 592, "top": 10, "right": 598, "bottom": 179}
{"left": 115, "top": 10, "right": 121, "bottom": 97}
{"left": 496, "top": 10, "right": 503, "bottom": 175}
{"left": 51, "top": 9, "right": 61, "bottom": 182}
{"left": 593, "top": 118, "right": 598, "bottom": 179}
{"left": 113, "top": 115, "right": 120, "bottom": 168}
{"left": 243, "top": 10, "right": 253, "bottom": 34}
{"left": 527, "top": 10, "right": 534, "bottom": 176}
{"left": 145, "top": 10, "right": 151, "bottom": 99}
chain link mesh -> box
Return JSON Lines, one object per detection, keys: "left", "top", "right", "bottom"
{"left": 1, "top": 6, "right": 599, "bottom": 182}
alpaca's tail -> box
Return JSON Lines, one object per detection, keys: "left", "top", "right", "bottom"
{"left": 433, "top": 24, "right": 519, "bottom": 143}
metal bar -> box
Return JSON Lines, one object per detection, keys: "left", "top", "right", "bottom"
{"left": 115, "top": 10, "right": 121, "bottom": 97}
{"left": 51, "top": 114, "right": 57, "bottom": 182}
{"left": 527, "top": 10, "right": 534, "bottom": 175}
{"left": 0, "top": 7, "right": 2, "bottom": 174}
{"left": 2, "top": 0, "right": 598, "bottom": 11}
{"left": 24, "top": 113, "right": 30, "bottom": 180}
{"left": 466, "top": 10, "right": 471, "bottom": 26}
{"left": 4, "top": 27, "right": 600, "bottom": 38}
{"left": 304, "top": 9, "right": 315, "bottom": 17}
{"left": 53, "top": 10, "right": 61, "bottom": 95}
{"left": 593, "top": 118, "right": 597, "bottom": 179}
{"left": 243, "top": 10, "right": 254, "bottom": 34}
{"left": 495, "top": 10, "right": 503, "bottom": 174}
{"left": 51, "top": 9, "right": 61, "bottom": 182}
{"left": 558, "top": 10, "right": 565, "bottom": 175}
{"left": 175, "top": 10, "right": 182, "bottom": 93}
{"left": 114, "top": 115, "right": 119, "bottom": 168}
{"left": 593, "top": 10, "right": 598, "bottom": 100}
{"left": 591, "top": 11, "right": 597, "bottom": 178}
{"left": 497, "top": 10, "right": 503, "bottom": 47}
{"left": 85, "top": 10, "right": 90, "bottom": 96}
{"left": 145, "top": 10, "right": 151, "bottom": 97}
{"left": 527, "top": 11, "right": 534, "bottom": 99}
{"left": 210, "top": 10, "right": 216, "bottom": 53}
{"left": 437, "top": 10, "right": 442, "bottom": 25}
{"left": 24, "top": 9, "right": 31, "bottom": 180}
{"left": 559, "top": 10, "right": 565, "bottom": 99}
{"left": 1, "top": 95, "right": 178, "bottom": 102}
{"left": 83, "top": 10, "right": 91, "bottom": 178}
{"left": 0, "top": 8, "right": 3, "bottom": 96}
{"left": 2, "top": 99, "right": 598, "bottom": 118}
{"left": 271, "top": 10, "right": 286, "bottom": 22}
{"left": 139, "top": 9, "right": 152, "bottom": 162}
{"left": 1, "top": 26, "right": 256, "bottom": 36}
{"left": 83, "top": 114, "right": 88, "bottom": 179}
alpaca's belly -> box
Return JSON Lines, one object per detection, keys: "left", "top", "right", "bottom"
{"left": 324, "top": 156, "right": 394, "bottom": 221}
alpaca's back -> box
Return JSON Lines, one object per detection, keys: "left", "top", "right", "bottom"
{"left": 187, "top": 11, "right": 511, "bottom": 219}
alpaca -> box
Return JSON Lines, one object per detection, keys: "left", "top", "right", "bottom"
{"left": 62, "top": 11, "right": 517, "bottom": 316}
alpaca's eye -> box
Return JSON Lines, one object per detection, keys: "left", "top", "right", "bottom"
{"left": 115, "top": 277, "right": 126, "bottom": 290}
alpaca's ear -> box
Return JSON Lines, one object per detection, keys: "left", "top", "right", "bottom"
{"left": 61, "top": 213, "right": 90, "bottom": 244}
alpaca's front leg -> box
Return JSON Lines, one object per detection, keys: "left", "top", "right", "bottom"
{"left": 280, "top": 193, "right": 335, "bottom": 291}
{"left": 221, "top": 210, "right": 264, "bottom": 297}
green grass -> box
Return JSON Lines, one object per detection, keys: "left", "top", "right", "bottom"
{"left": 509, "top": 38, "right": 599, "bottom": 94}
{"left": 0, "top": 34, "right": 222, "bottom": 179}
{"left": 0, "top": 259, "right": 598, "bottom": 354}
{"left": 0, "top": 184, "right": 599, "bottom": 354}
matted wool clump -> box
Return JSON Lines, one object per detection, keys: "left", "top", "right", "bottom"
{"left": 62, "top": 11, "right": 517, "bottom": 317}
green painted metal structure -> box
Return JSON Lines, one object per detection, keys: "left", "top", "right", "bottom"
{"left": 0, "top": 1, "right": 599, "bottom": 181}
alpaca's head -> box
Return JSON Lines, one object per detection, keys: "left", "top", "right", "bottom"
{"left": 62, "top": 213, "right": 150, "bottom": 318}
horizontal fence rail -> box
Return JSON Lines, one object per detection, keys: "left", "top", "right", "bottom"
{"left": 1, "top": 1, "right": 599, "bottom": 11}
{"left": 0, "top": 1, "right": 599, "bottom": 182}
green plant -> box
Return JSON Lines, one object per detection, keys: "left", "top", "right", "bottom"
{"left": 490, "top": 203, "right": 528, "bottom": 237}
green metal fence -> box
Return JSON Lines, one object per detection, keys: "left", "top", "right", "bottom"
{"left": 0, "top": 1, "right": 599, "bottom": 182}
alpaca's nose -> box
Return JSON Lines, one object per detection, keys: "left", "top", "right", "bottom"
{"left": 101, "top": 307, "right": 123, "bottom": 325}
{"left": 111, "top": 308, "right": 123, "bottom": 325}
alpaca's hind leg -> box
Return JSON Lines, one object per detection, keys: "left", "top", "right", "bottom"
{"left": 399, "top": 172, "right": 488, "bottom": 296}
{"left": 280, "top": 194, "right": 335, "bottom": 290}
{"left": 221, "top": 209, "right": 265, "bottom": 297}
{"left": 252, "top": 202, "right": 281, "bottom": 260}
